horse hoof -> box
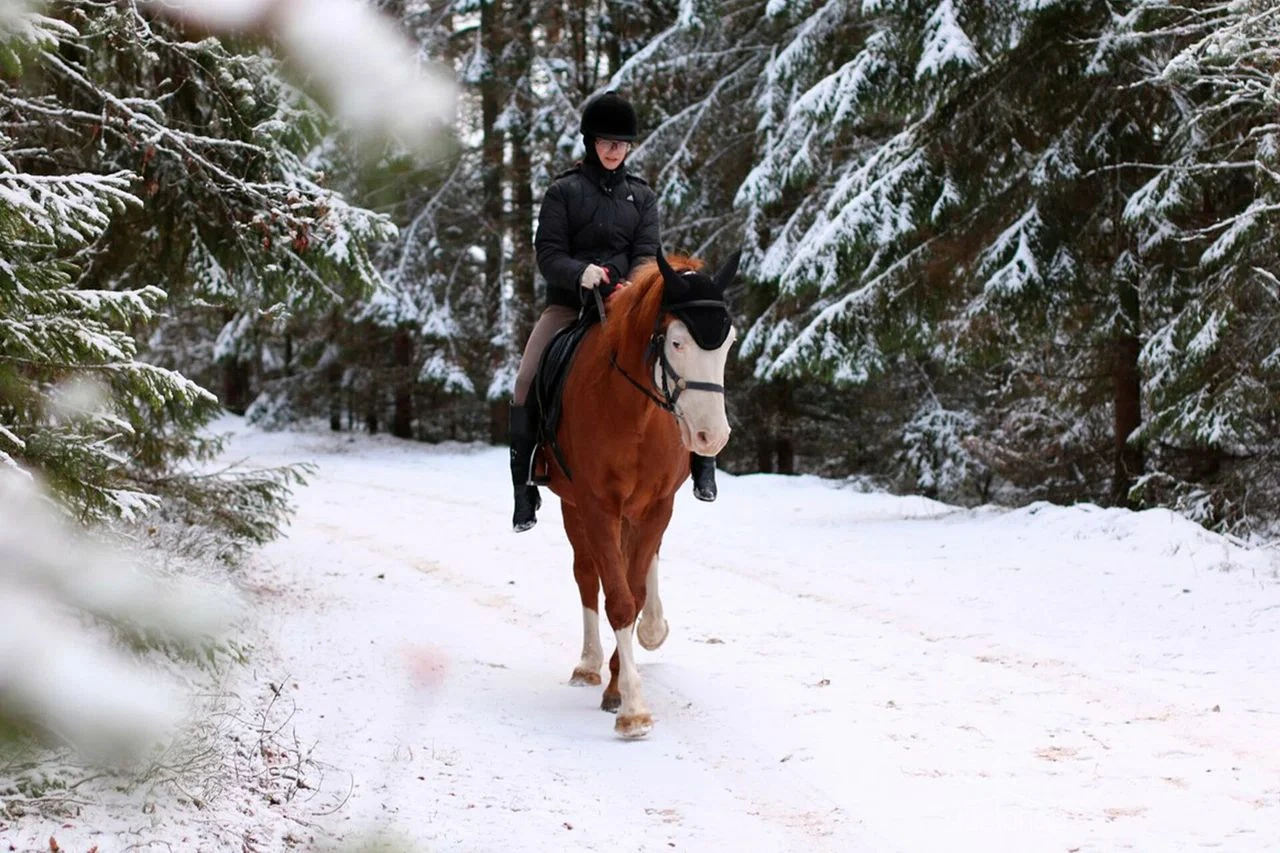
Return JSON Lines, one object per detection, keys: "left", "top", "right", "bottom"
{"left": 615, "top": 713, "right": 653, "bottom": 739}
{"left": 570, "top": 668, "right": 601, "bottom": 686}
{"left": 601, "top": 692, "right": 622, "bottom": 713}
{"left": 638, "top": 617, "right": 669, "bottom": 651}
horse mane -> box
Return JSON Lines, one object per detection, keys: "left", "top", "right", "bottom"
{"left": 600, "top": 255, "right": 703, "bottom": 354}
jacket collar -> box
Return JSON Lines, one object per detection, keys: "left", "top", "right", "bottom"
{"left": 580, "top": 159, "right": 628, "bottom": 194}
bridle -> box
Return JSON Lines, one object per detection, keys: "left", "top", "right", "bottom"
{"left": 608, "top": 298, "right": 728, "bottom": 413}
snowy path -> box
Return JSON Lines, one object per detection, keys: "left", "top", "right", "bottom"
{"left": 234, "top": 425, "right": 1280, "bottom": 852}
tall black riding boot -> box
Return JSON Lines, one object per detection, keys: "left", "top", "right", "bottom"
{"left": 690, "top": 453, "right": 718, "bottom": 502}
{"left": 509, "top": 404, "right": 542, "bottom": 532}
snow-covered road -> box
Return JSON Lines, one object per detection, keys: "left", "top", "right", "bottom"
{"left": 235, "top": 423, "right": 1280, "bottom": 852}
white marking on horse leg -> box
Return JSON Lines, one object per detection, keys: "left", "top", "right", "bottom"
{"left": 637, "top": 554, "right": 669, "bottom": 651}
{"left": 613, "top": 624, "right": 652, "bottom": 738}
{"left": 570, "top": 606, "right": 603, "bottom": 685}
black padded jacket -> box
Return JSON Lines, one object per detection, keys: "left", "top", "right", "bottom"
{"left": 534, "top": 161, "right": 661, "bottom": 309}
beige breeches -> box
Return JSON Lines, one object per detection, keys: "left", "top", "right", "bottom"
{"left": 513, "top": 304, "right": 579, "bottom": 406}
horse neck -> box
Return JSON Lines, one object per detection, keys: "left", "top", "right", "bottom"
{"left": 604, "top": 275, "right": 664, "bottom": 364}
{"left": 590, "top": 294, "right": 668, "bottom": 421}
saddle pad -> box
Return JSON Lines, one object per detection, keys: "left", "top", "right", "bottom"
{"left": 533, "top": 317, "right": 593, "bottom": 481}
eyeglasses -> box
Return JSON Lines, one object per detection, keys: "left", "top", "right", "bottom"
{"left": 595, "top": 139, "right": 631, "bottom": 154}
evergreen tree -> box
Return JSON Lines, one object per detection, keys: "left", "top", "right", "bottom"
{"left": 6, "top": 1, "right": 397, "bottom": 416}
{"left": 0, "top": 2, "right": 396, "bottom": 545}
{"left": 734, "top": 1, "right": 1147, "bottom": 507}
{"left": 1111, "top": 0, "right": 1280, "bottom": 527}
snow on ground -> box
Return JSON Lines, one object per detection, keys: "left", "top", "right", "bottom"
{"left": 7, "top": 416, "right": 1280, "bottom": 852}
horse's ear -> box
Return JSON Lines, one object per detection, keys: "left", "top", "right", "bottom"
{"left": 655, "top": 248, "right": 689, "bottom": 299}
{"left": 713, "top": 250, "right": 742, "bottom": 294}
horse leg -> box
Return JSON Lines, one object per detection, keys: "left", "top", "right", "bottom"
{"left": 637, "top": 550, "right": 669, "bottom": 651}
{"left": 570, "top": 555, "right": 603, "bottom": 686}
{"left": 602, "top": 651, "right": 621, "bottom": 712}
{"left": 632, "top": 501, "right": 674, "bottom": 652}
{"left": 608, "top": 623, "right": 650, "bottom": 738}
{"left": 579, "top": 510, "right": 651, "bottom": 738}
{"left": 604, "top": 505, "right": 674, "bottom": 734}
{"left": 562, "top": 505, "right": 604, "bottom": 686}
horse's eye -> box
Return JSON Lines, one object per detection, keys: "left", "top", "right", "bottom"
{"left": 671, "top": 339, "right": 683, "bottom": 351}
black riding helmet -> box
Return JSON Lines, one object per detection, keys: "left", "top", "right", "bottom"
{"left": 580, "top": 91, "right": 638, "bottom": 141}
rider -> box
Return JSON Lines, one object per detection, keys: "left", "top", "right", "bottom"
{"left": 508, "top": 90, "right": 720, "bottom": 533}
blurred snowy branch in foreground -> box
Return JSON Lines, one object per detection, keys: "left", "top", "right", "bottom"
{"left": 0, "top": 470, "right": 240, "bottom": 762}
{"left": 0, "top": 0, "right": 454, "bottom": 764}
{"left": 143, "top": 0, "right": 457, "bottom": 154}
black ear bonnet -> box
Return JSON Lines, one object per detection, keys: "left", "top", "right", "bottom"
{"left": 655, "top": 250, "right": 740, "bottom": 350}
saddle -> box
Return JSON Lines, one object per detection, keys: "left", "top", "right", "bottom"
{"left": 530, "top": 310, "right": 597, "bottom": 484}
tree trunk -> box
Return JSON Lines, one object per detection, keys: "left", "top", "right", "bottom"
{"left": 221, "top": 360, "right": 250, "bottom": 414}
{"left": 756, "top": 436, "right": 775, "bottom": 473}
{"left": 508, "top": 0, "right": 536, "bottom": 352}
{"left": 1111, "top": 280, "right": 1143, "bottom": 507}
{"left": 568, "top": 0, "right": 590, "bottom": 96}
{"left": 776, "top": 438, "right": 796, "bottom": 475}
{"left": 365, "top": 386, "right": 379, "bottom": 435}
{"left": 327, "top": 309, "right": 342, "bottom": 431}
{"left": 392, "top": 327, "right": 413, "bottom": 439}
{"left": 481, "top": 0, "right": 508, "bottom": 444}
{"left": 490, "top": 398, "right": 507, "bottom": 446}
{"left": 327, "top": 358, "right": 343, "bottom": 431}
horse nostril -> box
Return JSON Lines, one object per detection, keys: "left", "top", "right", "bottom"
{"left": 696, "top": 430, "right": 710, "bottom": 446}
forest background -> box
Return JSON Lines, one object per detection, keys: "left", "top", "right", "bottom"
{"left": 4, "top": 0, "right": 1280, "bottom": 805}
{"left": 8, "top": 0, "right": 1280, "bottom": 540}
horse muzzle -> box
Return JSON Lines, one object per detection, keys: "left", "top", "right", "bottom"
{"left": 676, "top": 407, "right": 731, "bottom": 457}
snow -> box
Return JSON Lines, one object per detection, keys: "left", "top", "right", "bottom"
{"left": 915, "top": 0, "right": 979, "bottom": 81}
{"left": 6, "top": 416, "right": 1280, "bottom": 851}
{"left": 979, "top": 206, "right": 1044, "bottom": 298}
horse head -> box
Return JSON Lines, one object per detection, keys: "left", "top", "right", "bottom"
{"left": 652, "top": 250, "right": 741, "bottom": 458}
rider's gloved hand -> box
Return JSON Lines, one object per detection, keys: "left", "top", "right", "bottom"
{"left": 579, "top": 264, "right": 610, "bottom": 290}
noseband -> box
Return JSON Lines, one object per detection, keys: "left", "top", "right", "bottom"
{"left": 609, "top": 299, "right": 728, "bottom": 413}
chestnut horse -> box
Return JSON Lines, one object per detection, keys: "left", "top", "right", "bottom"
{"left": 542, "top": 250, "right": 738, "bottom": 739}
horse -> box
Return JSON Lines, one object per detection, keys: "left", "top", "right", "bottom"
{"left": 539, "top": 250, "right": 739, "bottom": 739}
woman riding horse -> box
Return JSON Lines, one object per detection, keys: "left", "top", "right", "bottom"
{"left": 508, "top": 90, "right": 719, "bottom": 532}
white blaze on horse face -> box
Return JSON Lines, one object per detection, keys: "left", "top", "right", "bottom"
{"left": 659, "top": 319, "right": 735, "bottom": 458}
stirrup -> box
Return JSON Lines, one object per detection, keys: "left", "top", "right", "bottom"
{"left": 529, "top": 449, "right": 551, "bottom": 486}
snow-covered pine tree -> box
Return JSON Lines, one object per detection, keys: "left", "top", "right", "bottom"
{"left": 269, "top": 0, "right": 532, "bottom": 444}
{"left": 1108, "top": 0, "right": 1280, "bottom": 528}
{"left": 4, "top": 1, "right": 398, "bottom": 422}
{"left": 590, "top": 0, "right": 806, "bottom": 474}
{"left": 0, "top": 147, "right": 180, "bottom": 523}
{"left": 253, "top": 0, "right": 565, "bottom": 444}
{"left": 437, "top": 0, "right": 688, "bottom": 441}
{"left": 607, "top": 0, "right": 762, "bottom": 260}
{"left": 0, "top": 15, "right": 219, "bottom": 529}
{"left": 293, "top": 0, "right": 497, "bottom": 441}
{"left": 0, "top": 9, "right": 254, "bottom": 761}
{"left": 735, "top": 0, "right": 982, "bottom": 490}
{"left": 0, "top": 4, "right": 390, "bottom": 550}
{"left": 735, "top": 0, "right": 1267, "bottom": 519}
